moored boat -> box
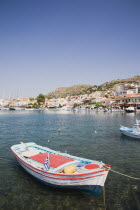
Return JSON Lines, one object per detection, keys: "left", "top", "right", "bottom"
{"left": 25, "top": 108, "right": 35, "bottom": 111}
{"left": 0, "top": 107, "right": 9, "bottom": 110}
{"left": 120, "top": 119, "right": 140, "bottom": 139}
{"left": 33, "top": 108, "right": 46, "bottom": 111}
{"left": 9, "top": 106, "right": 25, "bottom": 110}
{"left": 9, "top": 107, "right": 16, "bottom": 110}
{"left": 11, "top": 141, "right": 110, "bottom": 195}
{"left": 125, "top": 106, "right": 135, "bottom": 113}
{"left": 111, "top": 106, "right": 123, "bottom": 112}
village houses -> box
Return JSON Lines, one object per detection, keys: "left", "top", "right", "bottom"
{"left": 0, "top": 82, "right": 140, "bottom": 109}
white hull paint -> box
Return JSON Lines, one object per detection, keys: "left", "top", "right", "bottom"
{"left": 18, "top": 158, "right": 108, "bottom": 187}
{"left": 11, "top": 142, "right": 110, "bottom": 195}
{"left": 120, "top": 126, "right": 140, "bottom": 139}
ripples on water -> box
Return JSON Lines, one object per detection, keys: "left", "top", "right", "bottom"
{"left": 0, "top": 110, "right": 140, "bottom": 210}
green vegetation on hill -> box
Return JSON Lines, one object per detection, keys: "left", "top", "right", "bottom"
{"left": 46, "top": 76, "right": 140, "bottom": 98}
{"left": 46, "top": 85, "right": 97, "bottom": 98}
{"left": 100, "top": 75, "right": 140, "bottom": 90}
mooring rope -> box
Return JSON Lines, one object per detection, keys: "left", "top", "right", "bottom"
{"left": 103, "top": 186, "right": 106, "bottom": 210}
{"left": 110, "top": 169, "right": 140, "bottom": 180}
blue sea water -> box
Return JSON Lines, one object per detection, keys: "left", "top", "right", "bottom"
{"left": 0, "top": 110, "right": 140, "bottom": 210}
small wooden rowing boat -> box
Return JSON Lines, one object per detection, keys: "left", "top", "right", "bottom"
{"left": 120, "top": 119, "right": 140, "bottom": 139}
{"left": 120, "top": 125, "right": 140, "bottom": 139}
{"left": 11, "top": 141, "right": 110, "bottom": 195}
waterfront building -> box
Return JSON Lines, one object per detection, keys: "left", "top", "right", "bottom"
{"left": 101, "top": 98, "right": 116, "bottom": 106}
{"left": 115, "top": 94, "right": 140, "bottom": 109}
{"left": 46, "top": 98, "right": 67, "bottom": 107}
{"left": 0, "top": 99, "right": 12, "bottom": 107}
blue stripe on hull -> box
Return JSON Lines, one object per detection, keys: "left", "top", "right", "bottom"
{"left": 39, "top": 178, "right": 103, "bottom": 195}
{"left": 25, "top": 169, "right": 103, "bottom": 195}
{"left": 120, "top": 130, "right": 140, "bottom": 139}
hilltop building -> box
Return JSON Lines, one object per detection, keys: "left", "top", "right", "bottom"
{"left": 115, "top": 84, "right": 138, "bottom": 96}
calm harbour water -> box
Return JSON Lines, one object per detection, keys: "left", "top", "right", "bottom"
{"left": 0, "top": 110, "right": 140, "bottom": 210}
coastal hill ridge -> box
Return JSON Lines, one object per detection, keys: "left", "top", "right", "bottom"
{"left": 46, "top": 75, "right": 140, "bottom": 98}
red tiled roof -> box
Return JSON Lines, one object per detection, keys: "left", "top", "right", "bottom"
{"left": 102, "top": 98, "right": 115, "bottom": 101}
{"left": 118, "top": 94, "right": 133, "bottom": 98}
{"left": 118, "top": 94, "right": 140, "bottom": 98}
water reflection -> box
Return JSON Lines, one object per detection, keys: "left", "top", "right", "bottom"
{"left": 0, "top": 111, "right": 140, "bottom": 209}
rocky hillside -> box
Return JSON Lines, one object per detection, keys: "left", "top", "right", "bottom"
{"left": 98, "top": 75, "right": 140, "bottom": 91}
{"left": 46, "top": 85, "right": 97, "bottom": 98}
{"left": 46, "top": 75, "right": 140, "bottom": 98}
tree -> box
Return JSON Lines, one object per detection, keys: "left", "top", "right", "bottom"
{"left": 47, "top": 96, "right": 52, "bottom": 99}
{"left": 33, "top": 103, "right": 39, "bottom": 109}
{"left": 96, "top": 102, "right": 102, "bottom": 107}
{"left": 88, "top": 102, "right": 96, "bottom": 105}
{"left": 37, "top": 94, "right": 45, "bottom": 106}
{"left": 67, "top": 96, "right": 71, "bottom": 101}
{"left": 105, "top": 94, "right": 108, "bottom": 98}
{"left": 29, "top": 97, "right": 35, "bottom": 101}
{"left": 73, "top": 103, "right": 82, "bottom": 108}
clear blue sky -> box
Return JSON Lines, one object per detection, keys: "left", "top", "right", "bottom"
{"left": 0, "top": 0, "right": 140, "bottom": 98}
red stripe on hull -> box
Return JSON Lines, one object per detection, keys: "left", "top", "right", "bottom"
{"left": 11, "top": 149, "right": 107, "bottom": 177}
{"left": 18, "top": 158, "right": 105, "bottom": 180}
